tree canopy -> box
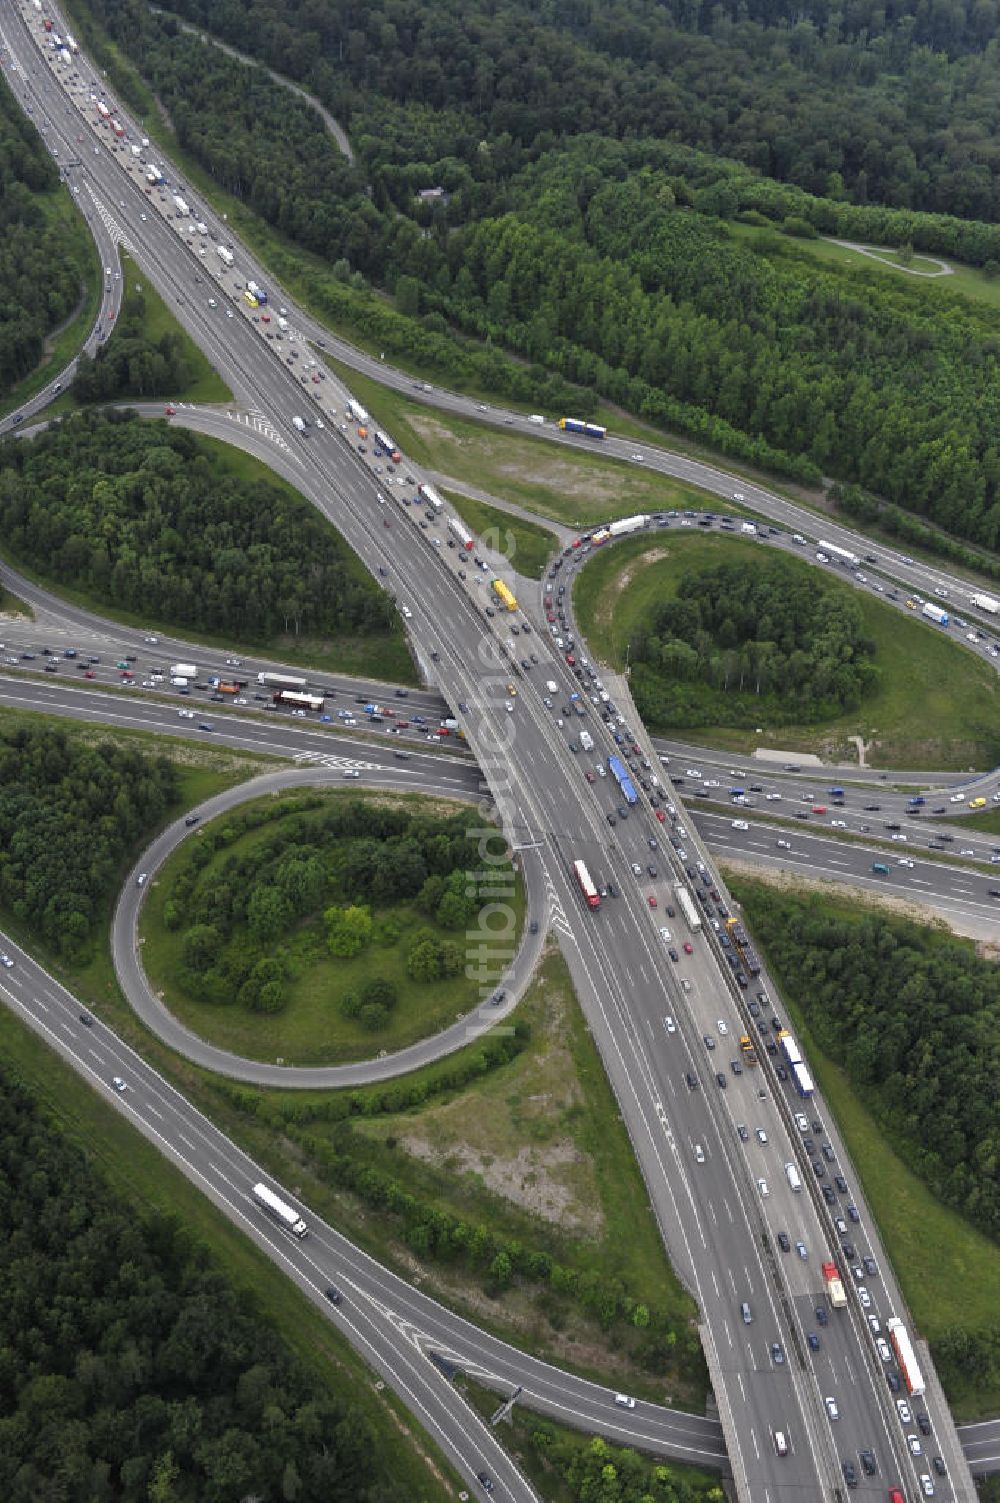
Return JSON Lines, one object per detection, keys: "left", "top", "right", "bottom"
{"left": 0, "top": 1061, "right": 388, "bottom": 1503}
{"left": 629, "top": 556, "right": 878, "bottom": 728}
{"left": 738, "top": 886, "right": 1000, "bottom": 1242}
{"left": 0, "top": 410, "right": 399, "bottom": 643}
{"left": 0, "top": 80, "right": 94, "bottom": 397}
{"left": 0, "top": 724, "right": 176, "bottom": 958}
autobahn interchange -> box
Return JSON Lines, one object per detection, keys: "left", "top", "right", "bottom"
{"left": 0, "top": 5, "right": 990, "bottom": 1498}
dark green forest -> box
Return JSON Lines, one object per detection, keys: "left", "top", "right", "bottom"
{"left": 628, "top": 557, "right": 877, "bottom": 728}
{"left": 72, "top": 285, "right": 195, "bottom": 401}
{"left": 0, "top": 410, "right": 398, "bottom": 643}
{"left": 0, "top": 81, "right": 93, "bottom": 396}
{"left": 66, "top": 0, "right": 1000, "bottom": 544}
{"left": 739, "top": 888, "right": 1000, "bottom": 1242}
{"left": 97, "top": 0, "right": 1000, "bottom": 223}
{"left": 0, "top": 725, "right": 176, "bottom": 958}
{"left": 165, "top": 797, "right": 509, "bottom": 1022}
{"left": 0, "top": 1061, "right": 389, "bottom": 1503}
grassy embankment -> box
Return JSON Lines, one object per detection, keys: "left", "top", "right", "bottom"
{"left": 140, "top": 788, "right": 525, "bottom": 1066}
{"left": 728, "top": 876, "right": 1000, "bottom": 1421}
{"left": 325, "top": 357, "right": 725, "bottom": 531}
{"left": 572, "top": 531, "right": 1000, "bottom": 770}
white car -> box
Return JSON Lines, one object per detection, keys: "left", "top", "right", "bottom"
{"left": 685, "top": 768, "right": 702, "bottom": 778}
{"left": 693, "top": 1143, "right": 705, "bottom": 1163}
{"left": 897, "top": 858, "right": 914, "bottom": 868}
{"left": 732, "top": 820, "right": 749, "bottom": 831}
{"left": 756, "top": 1127, "right": 768, "bottom": 1144}
{"left": 505, "top": 701, "right": 514, "bottom": 713}
{"left": 831, "top": 819, "right": 847, "bottom": 828}
{"left": 0, "top": 953, "right": 12, "bottom": 968}
{"left": 111, "top": 1076, "right": 127, "bottom": 1093}
{"left": 897, "top": 1398, "right": 912, "bottom": 1424}
{"left": 766, "top": 792, "right": 782, "bottom": 800}
{"left": 908, "top": 1434, "right": 923, "bottom": 1456}
{"left": 614, "top": 1393, "right": 636, "bottom": 1409}
{"left": 825, "top": 1396, "right": 839, "bottom": 1421}
{"left": 858, "top": 1286, "right": 872, "bottom": 1308}
{"left": 876, "top": 1337, "right": 892, "bottom": 1362}
{"left": 950, "top": 792, "right": 965, "bottom": 802}
{"left": 664, "top": 1015, "right": 676, "bottom": 1033}
{"left": 890, "top": 833, "right": 908, "bottom": 842}
{"left": 757, "top": 1178, "right": 769, "bottom": 1198}
{"left": 717, "top": 1020, "right": 728, "bottom": 1035}
{"left": 343, "top": 770, "right": 361, "bottom": 779}
{"left": 919, "top": 1475, "right": 935, "bottom": 1496}
{"left": 795, "top": 1113, "right": 809, "bottom": 1131}
{"left": 401, "top": 605, "right": 413, "bottom": 619}
{"left": 178, "top": 708, "right": 195, "bottom": 719}
{"left": 960, "top": 847, "right": 975, "bottom": 856}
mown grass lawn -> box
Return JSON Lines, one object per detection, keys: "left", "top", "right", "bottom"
{"left": 326, "top": 358, "right": 722, "bottom": 529}
{"left": 573, "top": 531, "right": 1000, "bottom": 769}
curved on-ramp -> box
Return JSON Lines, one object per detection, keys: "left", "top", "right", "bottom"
{"left": 114, "top": 765, "right": 548, "bottom": 1087}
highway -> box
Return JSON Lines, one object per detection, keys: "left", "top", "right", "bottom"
{"left": 0, "top": 6, "right": 988, "bottom": 1499}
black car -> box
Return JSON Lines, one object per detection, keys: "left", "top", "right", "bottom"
{"left": 917, "top": 1412, "right": 931, "bottom": 1436}
{"left": 860, "top": 1449, "right": 876, "bottom": 1476}
{"left": 477, "top": 1474, "right": 494, "bottom": 1495}
{"left": 777, "top": 1232, "right": 791, "bottom": 1252}
{"left": 715, "top": 1072, "right": 727, "bottom": 1089}
{"left": 79, "top": 1013, "right": 93, "bottom": 1027}
{"left": 685, "top": 1072, "right": 698, "bottom": 1090}
{"left": 184, "top": 813, "right": 200, "bottom": 827}
{"left": 835, "top": 1175, "right": 848, "bottom": 1193}
{"left": 842, "top": 1460, "right": 857, "bottom": 1489}
{"left": 815, "top": 1305, "right": 828, "bottom": 1326}
{"left": 324, "top": 1286, "right": 343, "bottom": 1305}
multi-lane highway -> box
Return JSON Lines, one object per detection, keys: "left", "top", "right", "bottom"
{"left": 0, "top": 4, "right": 989, "bottom": 1498}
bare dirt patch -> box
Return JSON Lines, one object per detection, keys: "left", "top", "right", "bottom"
{"left": 398, "top": 1135, "right": 594, "bottom": 1230}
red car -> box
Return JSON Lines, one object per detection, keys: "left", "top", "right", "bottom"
{"left": 655, "top": 809, "right": 666, "bottom": 822}
{"left": 683, "top": 941, "right": 693, "bottom": 954}
{"left": 812, "top": 805, "right": 827, "bottom": 814}
{"left": 84, "top": 670, "right": 96, "bottom": 679}
{"left": 585, "top": 771, "right": 595, "bottom": 783}
{"left": 546, "top": 613, "right": 555, "bottom": 622}
{"left": 648, "top": 894, "right": 657, "bottom": 908}
{"left": 565, "top": 653, "right": 576, "bottom": 666}
{"left": 164, "top": 404, "right": 176, "bottom": 415}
